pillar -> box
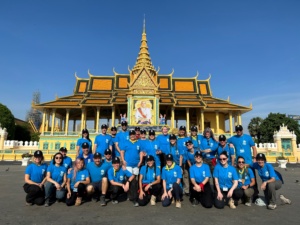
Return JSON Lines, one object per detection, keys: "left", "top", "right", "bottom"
{"left": 46, "top": 111, "right": 50, "bottom": 131}
{"left": 171, "top": 107, "right": 175, "bottom": 128}
{"left": 41, "top": 110, "right": 46, "bottom": 135}
{"left": 201, "top": 110, "right": 204, "bottom": 133}
{"left": 50, "top": 109, "right": 56, "bottom": 135}
{"left": 96, "top": 107, "right": 100, "bottom": 133}
{"left": 238, "top": 111, "right": 242, "bottom": 125}
{"left": 73, "top": 120, "right": 76, "bottom": 132}
{"left": 229, "top": 111, "right": 233, "bottom": 136}
{"left": 215, "top": 111, "right": 219, "bottom": 135}
{"left": 65, "top": 109, "right": 70, "bottom": 135}
{"left": 186, "top": 108, "right": 190, "bottom": 132}
{"left": 111, "top": 106, "right": 115, "bottom": 127}
{"left": 81, "top": 108, "right": 85, "bottom": 131}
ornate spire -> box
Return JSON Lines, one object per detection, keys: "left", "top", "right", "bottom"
{"left": 132, "top": 18, "right": 156, "bottom": 75}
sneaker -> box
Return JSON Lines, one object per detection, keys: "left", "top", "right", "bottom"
{"left": 92, "top": 197, "right": 99, "bottom": 202}
{"left": 112, "top": 200, "right": 118, "bottom": 204}
{"left": 192, "top": 198, "right": 199, "bottom": 207}
{"left": 25, "top": 202, "right": 33, "bottom": 206}
{"left": 244, "top": 197, "right": 251, "bottom": 206}
{"left": 133, "top": 201, "right": 139, "bottom": 207}
{"left": 44, "top": 199, "right": 50, "bottom": 207}
{"left": 75, "top": 197, "right": 82, "bottom": 206}
{"left": 175, "top": 200, "right": 181, "bottom": 208}
{"left": 268, "top": 204, "right": 277, "bottom": 210}
{"left": 279, "top": 194, "right": 291, "bottom": 205}
{"left": 100, "top": 196, "right": 106, "bottom": 206}
{"left": 150, "top": 195, "right": 156, "bottom": 206}
{"left": 171, "top": 198, "right": 175, "bottom": 204}
{"left": 228, "top": 198, "right": 236, "bottom": 209}
{"left": 255, "top": 198, "right": 266, "bottom": 206}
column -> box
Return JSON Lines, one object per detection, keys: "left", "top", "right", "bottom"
{"left": 171, "top": 107, "right": 175, "bottom": 128}
{"left": 229, "top": 111, "right": 233, "bottom": 136}
{"left": 73, "top": 120, "right": 76, "bottom": 132}
{"left": 50, "top": 109, "right": 56, "bottom": 135}
{"left": 201, "top": 110, "right": 204, "bottom": 133}
{"left": 83, "top": 108, "right": 87, "bottom": 129}
{"left": 80, "top": 108, "right": 85, "bottom": 131}
{"left": 95, "top": 107, "right": 100, "bottom": 133}
{"left": 111, "top": 106, "right": 115, "bottom": 127}
{"left": 59, "top": 116, "right": 63, "bottom": 131}
{"left": 215, "top": 111, "right": 219, "bottom": 135}
{"left": 46, "top": 111, "right": 50, "bottom": 131}
{"left": 186, "top": 108, "right": 190, "bottom": 132}
{"left": 238, "top": 111, "right": 242, "bottom": 125}
{"left": 234, "top": 114, "right": 238, "bottom": 126}
{"left": 65, "top": 109, "right": 70, "bottom": 135}
{"left": 41, "top": 110, "right": 46, "bottom": 135}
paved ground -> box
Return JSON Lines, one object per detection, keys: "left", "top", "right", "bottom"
{"left": 0, "top": 162, "right": 299, "bottom": 225}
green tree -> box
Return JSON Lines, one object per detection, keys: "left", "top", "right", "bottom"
{"left": 31, "top": 132, "right": 40, "bottom": 142}
{"left": 14, "top": 125, "right": 31, "bottom": 142}
{"left": 260, "top": 113, "right": 300, "bottom": 143}
{"left": 248, "top": 117, "right": 263, "bottom": 143}
{"left": 0, "top": 103, "right": 15, "bottom": 139}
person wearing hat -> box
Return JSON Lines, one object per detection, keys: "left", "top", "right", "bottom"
{"left": 216, "top": 135, "right": 235, "bottom": 166}
{"left": 138, "top": 155, "right": 162, "bottom": 206}
{"left": 166, "top": 134, "right": 183, "bottom": 166}
{"left": 78, "top": 143, "right": 94, "bottom": 166}
{"left": 102, "top": 149, "right": 113, "bottom": 171}
{"left": 23, "top": 150, "right": 48, "bottom": 206}
{"left": 66, "top": 158, "right": 90, "bottom": 206}
{"left": 120, "top": 129, "right": 143, "bottom": 206}
{"left": 110, "top": 126, "right": 118, "bottom": 158}
{"left": 44, "top": 152, "right": 67, "bottom": 206}
{"left": 93, "top": 124, "right": 112, "bottom": 156}
{"left": 76, "top": 129, "right": 92, "bottom": 157}
{"left": 252, "top": 153, "right": 291, "bottom": 209}
{"left": 135, "top": 127, "right": 141, "bottom": 140}
{"left": 213, "top": 151, "right": 239, "bottom": 209}
{"left": 161, "top": 154, "right": 183, "bottom": 208}
{"left": 107, "top": 157, "right": 135, "bottom": 205}
{"left": 86, "top": 152, "right": 109, "bottom": 206}
{"left": 189, "top": 151, "right": 213, "bottom": 208}
{"left": 186, "top": 140, "right": 197, "bottom": 167}
{"left": 115, "top": 121, "right": 129, "bottom": 159}
{"left": 189, "top": 126, "right": 203, "bottom": 151}
{"left": 141, "top": 130, "right": 162, "bottom": 167}
{"left": 157, "top": 126, "right": 170, "bottom": 168}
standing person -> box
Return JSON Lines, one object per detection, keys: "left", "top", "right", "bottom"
{"left": 166, "top": 134, "right": 182, "bottom": 166}
{"left": 227, "top": 125, "right": 258, "bottom": 201}
{"left": 135, "top": 127, "right": 141, "bottom": 140}
{"left": 23, "top": 150, "right": 47, "bottom": 206}
{"left": 189, "top": 126, "right": 203, "bottom": 151}
{"left": 102, "top": 149, "right": 113, "bottom": 171}
{"left": 161, "top": 154, "right": 183, "bottom": 208}
{"left": 58, "top": 147, "right": 73, "bottom": 170}
{"left": 157, "top": 126, "right": 170, "bottom": 168}
{"left": 108, "top": 157, "right": 135, "bottom": 205}
{"left": 235, "top": 156, "right": 255, "bottom": 206}
{"left": 252, "top": 153, "right": 291, "bottom": 210}
{"left": 110, "top": 126, "right": 118, "bottom": 158}
{"left": 78, "top": 143, "right": 94, "bottom": 165}
{"left": 66, "top": 158, "right": 90, "bottom": 206}
{"left": 120, "top": 130, "right": 143, "bottom": 206}
{"left": 44, "top": 152, "right": 67, "bottom": 206}
{"left": 189, "top": 151, "right": 213, "bottom": 208}
{"left": 216, "top": 135, "right": 235, "bottom": 166}
{"left": 141, "top": 130, "right": 162, "bottom": 167}
{"left": 93, "top": 124, "right": 112, "bottom": 156}
{"left": 115, "top": 121, "right": 129, "bottom": 159}
{"left": 213, "top": 151, "right": 239, "bottom": 209}
{"left": 186, "top": 140, "right": 196, "bottom": 167}
{"left": 86, "top": 153, "right": 109, "bottom": 206}
{"left": 76, "top": 129, "right": 92, "bottom": 157}
{"left": 138, "top": 155, "right": 162, "bottom": 206}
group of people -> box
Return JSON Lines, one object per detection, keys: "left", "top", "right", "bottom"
{"left": 24, "top": 122, "right": 291, "bottom": 210}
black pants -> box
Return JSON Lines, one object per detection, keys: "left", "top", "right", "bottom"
{"left": 110, "top": 185, "right": 125, "bottom": 201}
{"left": 66, "top": 183, "right": 86, "bottom": 206}
{"left": 190, "top": 182, "right": 213, "bottom": 208}
{"left": 23, "top": 183, "right": 45, "bottom": 205}
{"left": 128, "top": 179, "right": 138, "bottom": 201}
{"left": 214, "top": 189, "right": 239, "bottom": 209}
{"left": 161, "top": 183, "right": 183, "bottom": 207}
{"left": 249, "top": 167, "right": 259, "bottom": 200}
{"left": 138, "top": 183, "right": 162, "bottom": 206}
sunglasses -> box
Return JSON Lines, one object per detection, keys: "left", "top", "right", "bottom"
{"left": 187, "top": 143, "right": 193, "bottom": 145}
{"left": 55, "top": 157, "right": 62, "bottom": 159}
{"left": 105, "top": 153, "right": 112, "bottom": 155}
{"left": 219, "top": 158, "right": 227, "bottom": 161}
{"left": 236, "top": 129, "right": 243, "bottom": 132}
{"left": 238, "top": 161, "right": 245, "bottom": 164}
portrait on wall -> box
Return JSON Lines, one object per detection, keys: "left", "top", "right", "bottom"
{"left": 133, "top": 99, "right": 154, "bottom": 125}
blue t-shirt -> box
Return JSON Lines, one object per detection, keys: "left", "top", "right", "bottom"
{"left": 108, "top": 167, "right": 132, "bottom": 183}
{"left": 87, "top": 162, "right": 108, "bottom": 183}
{"left": 122, "top": 140, "right": 140, "bottom": 167}
{"left": 76, "top": 138, "right": 92, "bottom": 155}
{"left": 116, "top": 130, "right": 129, "bottom": 150}
{"left": 177, "top": 136, "right": 189, "bottom": 163}
{"left": 161, "top": 163, "right": 182, "bottom": 190}
{"left": 141, "top": 139, "right": 161, "bottom": 166}
{"left": 217, "top": 144, "right": 235, "bottom": 165}
{"left": 47, "top": 164, "right": 67, "bottom": 185}
{"left": 252, "top": 162, "right": 280, "bottom": 182}
{"left": 102, "top": 160, "right": 113, "bottom": 171}
{"left": 25, "top": 163, "right": 48, "bottom": 183}
{"left": 140, "top": 165, "right": 161, "bottom": 184}
{"left": 213, "top": 164, "right": 238, "bottom": 189}
{"left": 77, "top": 154, "right": 94, "bottom": 166}
{"left": 186, "top": 149, "right": 197, "bottom": 165}
{"left": 200, "top": 137, "right": 218, "bottom": 159}
{"left": 67, "top": 168, "right": 89, "bottom": 190}
{"left": 190, "top": 134, "right": 204, "bottom": 150}
{"left": 236, "top": 167, "right": 254, "bottom": 188}
{"left": 157, "top": 134, "right": 170, "bottom": 154}
{"left": 110, "top": 136, "right": 118, "bottom": 157}
{"left": 166, "top": 144, "right": 182, "bottom": 165}
{"left": 94, "top": 134, "right": 112, "bottom": 155}
{"left": 227, "top": 134, "right": 255, "bottom": 165}
{"left": 189, "top": 163, "right": 211, "bottom": 183}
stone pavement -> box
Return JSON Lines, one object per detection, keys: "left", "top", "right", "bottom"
{"left": 0, "top": 162, "right": 299, "bottom": 225}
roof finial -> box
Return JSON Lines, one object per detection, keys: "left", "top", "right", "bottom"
{"left": 143, "top": 14, "right": 146, "bottom": 34}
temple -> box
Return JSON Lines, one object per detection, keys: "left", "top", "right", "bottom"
{"left": 33, "top": 21, "right": 252, "bottom": 151}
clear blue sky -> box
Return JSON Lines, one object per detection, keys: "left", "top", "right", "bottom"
{"left": 1, "top": 0, "right": 299, "bottom": 132}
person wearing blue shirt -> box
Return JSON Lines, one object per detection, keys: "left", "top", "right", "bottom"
{"left": 161, "top": 154, "right": 183, "bottom": 208}
{"left": 115, "top": 121, "right": 129, "bottom": 158}
{"left": 157, "top": 126, "right": 170, "bottom": 168}
{"left": 189, "top": 126, "right": 203, "bottom": 150}
{"left": 182, "top": 140, "right": 196, "bottom": 197}
{"left": 189, "top": 151, "right": 213, "bottom": 208}
{"left": 76, "top": 129, "right": 92, "bottom": 157}
{"left": 166, "top": 134, "right": 183, "bottom": 166}
{"left": 216, "top": 135, "right": 235, "bottom": 166}
{"left": 66, "top": 158, "right": 90, "bottom": 206}
{"left": 110, "top": 126, "right": 118, "bottom": 157}
{"left": 102, "top": 149, "right": 113, "bottom": 171}
{"left": 234, "top": 156, "right": 255, "bottom": 207}
{"left": 78, "top": 142, "right": 94, "bottom": 165}
{"left": 59, "top": 147, "right": 73, "bottom": 170}
{"left": 108, "top": 157, "right": 135, "bottom": 205}
{"left": 138, "top": 155, "right": 162, "bottom": 206}
{"left": 252, "top": 153, "right": 291, "bottom": 210}
{"left": 23, "top": 150, "right": 48, "bottom": 206}
{"left": 44, "top": 152, "right": 67, "bottom": 206}
{"left": 177, "top": 126, "right": 189, "bottom": 164}
{"left": 213, "top": 151, "right": 239, "bottom": 209}
{"left": 93, "top": 124, "right": 112, "bottom": 156}
{"left": 141, "top": 130, "right": 162, "bottom": 167}
{"left": 86, "top": 153, "right": 109, "bottom": 206}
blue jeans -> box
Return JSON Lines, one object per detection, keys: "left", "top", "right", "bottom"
{"left": 44, "top": 181, "right": 66, "bottom": 200}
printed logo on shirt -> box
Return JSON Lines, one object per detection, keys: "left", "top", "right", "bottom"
{"left": 167, "top": 139, "right": 169, "bottom": 142}
{"left": 175, "top": 150, "right": 179, "bottom": 155}
{"left": 243, "top": 140, "right": 247, "bottom": 145}
{"left": 183, "top": 142, "right": 186, "bottom": 146}
{"left": 202, "top": 171, "right": 205, "bottom": 177}
{"left": 64, "top": 163, "right": 68, "bottom": 168}
{"left": 120, "top": 176, "right": 124, "bottom": 181}
{"left": 228, "top": 172, "right": 232, "bottom": 178}
{"left": 210, "top": 143, "right": 213, "bottom": 147}
{"left": 137, "top": 146, "right": 140, "bottom": 150}
{"left": 81, "top": 175, "right": 85, "bottom": 180}
{"left": 198, "top": 140, "right": 201, "bottom": 145}
{"left": 106, "top": 139, "right": 109, "bottom": 143}
{"left": 153, "top": 173, "right": 155, "bottom": 178}
{"left": 265, "top": 171, "right": 269, "bottom": 177}
{"left": 154, "top": 145, "right": 158, "bottom": 149}
{"left": 60, "top": 171, "right": 64, "bottom": 177}
{"left": 42, "top": 169, "right": 45, "bottom": 175}
{"left": 101, "top": 170, "right": 104, "bottom": 175}
{"left": 174, "top": 172, "right": 177, "bottom": 177}
{"left": 126, "top": 136, "right": 129, "bottom": 140}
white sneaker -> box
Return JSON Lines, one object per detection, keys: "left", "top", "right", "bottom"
{"left": 245, "top": 197, "right": 251, "bottom": 207}
{"left": 268, "top": 204, "right": 277, "bottom": 210}
{"left": 279, "top": 194, "right": 291, "bottom": 205}
{"left": 255, "top": 198, "right": 266, "bottom": 206}
{"left": 175, "top": 200, "right": 181, "bottom": 208}
{"left": 228, "top": 198, "right": 236, "bottom": 209}
{"left": 150, "top": 195, "right": 156, "bottom": 206}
